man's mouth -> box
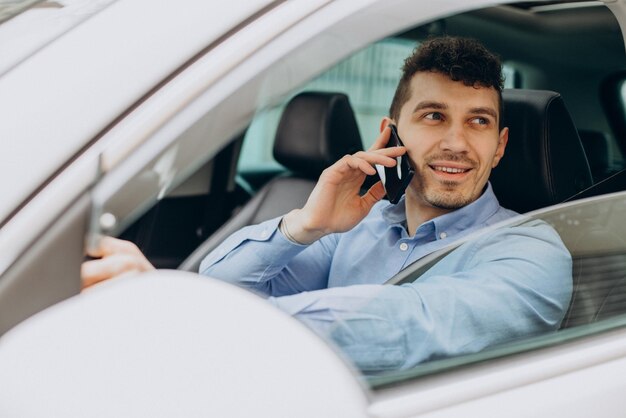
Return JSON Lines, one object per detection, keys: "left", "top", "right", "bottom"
{"left": 423, "top": 154, "right": 477, "bottom": 183}
{"left": 431, "top": 165, "right": 471, "bottom": 174}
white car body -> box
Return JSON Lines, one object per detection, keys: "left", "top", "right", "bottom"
{"left": 2, "top": 0, "right": 626, "bottom": 416}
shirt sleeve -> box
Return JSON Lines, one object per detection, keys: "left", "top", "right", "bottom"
{"left": 199, "top": 216, "right": 339, "bottom": 297}
{"left": 268, "top": 221, "right": 573, "bottom": 373}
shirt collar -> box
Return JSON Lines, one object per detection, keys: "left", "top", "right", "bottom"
{"left": 381, "top": 182, "right": 501, "bottom": 239}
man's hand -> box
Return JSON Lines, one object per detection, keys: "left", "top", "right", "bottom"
{"left": 81, "top": 236, "right": 155, "bottom": 289}
{"left": 282, "top": 126, "right": 406, "bottom": 244}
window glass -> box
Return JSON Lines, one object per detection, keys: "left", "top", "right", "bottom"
{"left": 238, "top": 37, "right": 519, "bottom": 172}
{"left": 80, "top": 0, "right": 626, "bottom": 395}
{"left": 366, "top": 191, "right": 626, "bottom": 386}
{"left": 618, "top": 78, "right": 626, "bottom": 108}
{"left": 576, "top": 78, "right": 626, "bottom": 182}
{"left": 502, "top": 64, "right": 519, "bottom": 89}
{"left": 238, "top": 37, "right": 417, "bottom": 172}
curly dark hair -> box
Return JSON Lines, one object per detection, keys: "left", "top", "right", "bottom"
{"left": 389, "top": 37, "right": 504, "bottom": 128}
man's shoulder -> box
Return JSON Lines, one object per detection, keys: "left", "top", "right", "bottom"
{"left": 464, "top": 217, "right": 570, "bottom": 260}
{"left": 422, "top": 218, "right": 572, "bottom": 282}
{"left": 494, "top": 218, "right": 561, "bottom": 240}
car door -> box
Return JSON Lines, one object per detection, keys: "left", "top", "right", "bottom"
{"left": 0, "top": 0, "right": 330, "bottom": 336}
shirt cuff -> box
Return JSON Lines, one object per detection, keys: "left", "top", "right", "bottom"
{"left": 252, "top": 216, "right": 310, "bottom": 265}
{"left": 202, "top": 216, "right": 309, "bottom": 266}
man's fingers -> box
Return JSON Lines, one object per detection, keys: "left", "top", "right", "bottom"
{"left": 344, "top": 155, "right": 377, "bottom": 175}
{"left": 361, "top": 181, "right": 386, "bottom": 208}
{"left": 331, "top": 155, "right": 375, "bottom": 176}
{"left": 336, "top": 149, "right": 406, "bottom": 176}
{"left": 81, "top": 254, "right": 139, "bottom": 288}
{"left": 81, "top": 237, "right": 155, "bottom": 289}
{"left": 372, "top": 146, "right": 407, "bottom": 158}
{"left": 369, "top": 125, "right": 392, "bottom": 151}
{"left": 86, "top": 236, "right": 144, "bottom": 258}
{"left": 353, "top": 149, "right": 404, "bottom": 167}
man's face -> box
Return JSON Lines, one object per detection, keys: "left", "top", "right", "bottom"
{"left": 394, "top": 71, "right": 508, "bottom": 211}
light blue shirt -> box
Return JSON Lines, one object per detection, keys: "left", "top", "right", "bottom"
{"left": 200, "top": 184, "right": 572, "bottom": 373}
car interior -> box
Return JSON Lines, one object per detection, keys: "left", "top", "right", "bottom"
{"left": 113, "top": 2, "right": 626, "bottom": 344}
{"left": 6, "top": 0, "right": 626, "bottom": 386}
{"left": 119, "top": 1, "right": 626, "bottom": 270}
{"left": 179, "top": 91, "right": 364, "bottom": 272}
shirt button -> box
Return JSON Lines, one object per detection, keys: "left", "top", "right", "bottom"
{"left": 439, "top": 232, "right": 447, "bottom": 240}
{"left": 260, "top": 229, "right": 269, "bottom": 238}
{"left": 399, "top": 243, "right": 409, "bottom": 251}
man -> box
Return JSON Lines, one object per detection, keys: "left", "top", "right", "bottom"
{"left": 82, "top": 37, "right": 572, "bottom": 373}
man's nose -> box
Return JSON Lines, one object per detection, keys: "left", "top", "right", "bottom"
{"left": 439, "top": 123, "right": 469, "bottom": 153}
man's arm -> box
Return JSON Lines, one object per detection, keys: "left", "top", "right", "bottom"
{"left": 272, "top": 125, "right": 397, "bottom": 244}
{"left": 197, "top": 126, "right": 407, "bottom": 295}
{"left": 81, "top": 127, "right": 404, "bottom": 289}
{"left": 268, "top": 221, "right": 572, "bottom": 373}
{"left": 198, "top": 216, "right": 340, "bottom": 297}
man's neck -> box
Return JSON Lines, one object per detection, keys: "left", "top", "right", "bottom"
{"left": 403, "top": 192, "right": 453, "bottom": 237}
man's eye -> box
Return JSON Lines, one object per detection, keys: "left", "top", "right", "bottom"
{"left": 425, "top": 112, "right": 443, "bottom": 121}
{"left": 471, "top": 117, "right": 490, "bottom": 125}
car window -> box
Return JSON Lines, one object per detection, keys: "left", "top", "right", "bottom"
{"left": 78, "top": 0, "right": 626, "bottom": 396}
{"left": 226, "top": 2, "right": 626, "bottom": 388}
{"left": 238, "top": 38, "right": 416, "bottom": 172}
{"left": 238, "top": 38, "right": 520, "bottom": 174}
{"left": 369, "top": 191, "right": 626, "bottom": 387}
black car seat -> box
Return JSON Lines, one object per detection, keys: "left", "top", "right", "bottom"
{"left": 578, "top": 129, "right": 616, "bottom": 182}
{"left": 490, "top": 89, "right": 593, "bottom": 213}
{"left": 179, "top": 91, "right": 363, "bottom": 272}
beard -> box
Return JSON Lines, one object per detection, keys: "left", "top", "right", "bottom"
{"left": 410, "top": 153, "right": 479, "bottom": 210}
{"left": 412, "top": 174, "right": 475, "bottom": 209}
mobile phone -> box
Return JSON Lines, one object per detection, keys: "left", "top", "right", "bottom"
{"left": 375, "top": 125, "right": 414, "bottom": 204}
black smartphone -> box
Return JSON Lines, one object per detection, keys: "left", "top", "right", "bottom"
{"left": 375, "top": 124, "right": 414, "bottom": 204}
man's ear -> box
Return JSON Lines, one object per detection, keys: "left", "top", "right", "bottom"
{"left": 492, "top": 127, "right": 509, "bottom": 168}
{"left": 380, "top": 117, "right": 394, "bottom": 133}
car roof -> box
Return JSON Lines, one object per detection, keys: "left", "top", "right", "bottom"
{"left": 0, "top": 0, "right": 274, "bottom": 225}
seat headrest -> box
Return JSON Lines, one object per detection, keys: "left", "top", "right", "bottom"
{"left": 490, "top": 89, "right": 593, "bottom": 213}
{"left": 273, "top": 92, "right": 363, "bottom": 179}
